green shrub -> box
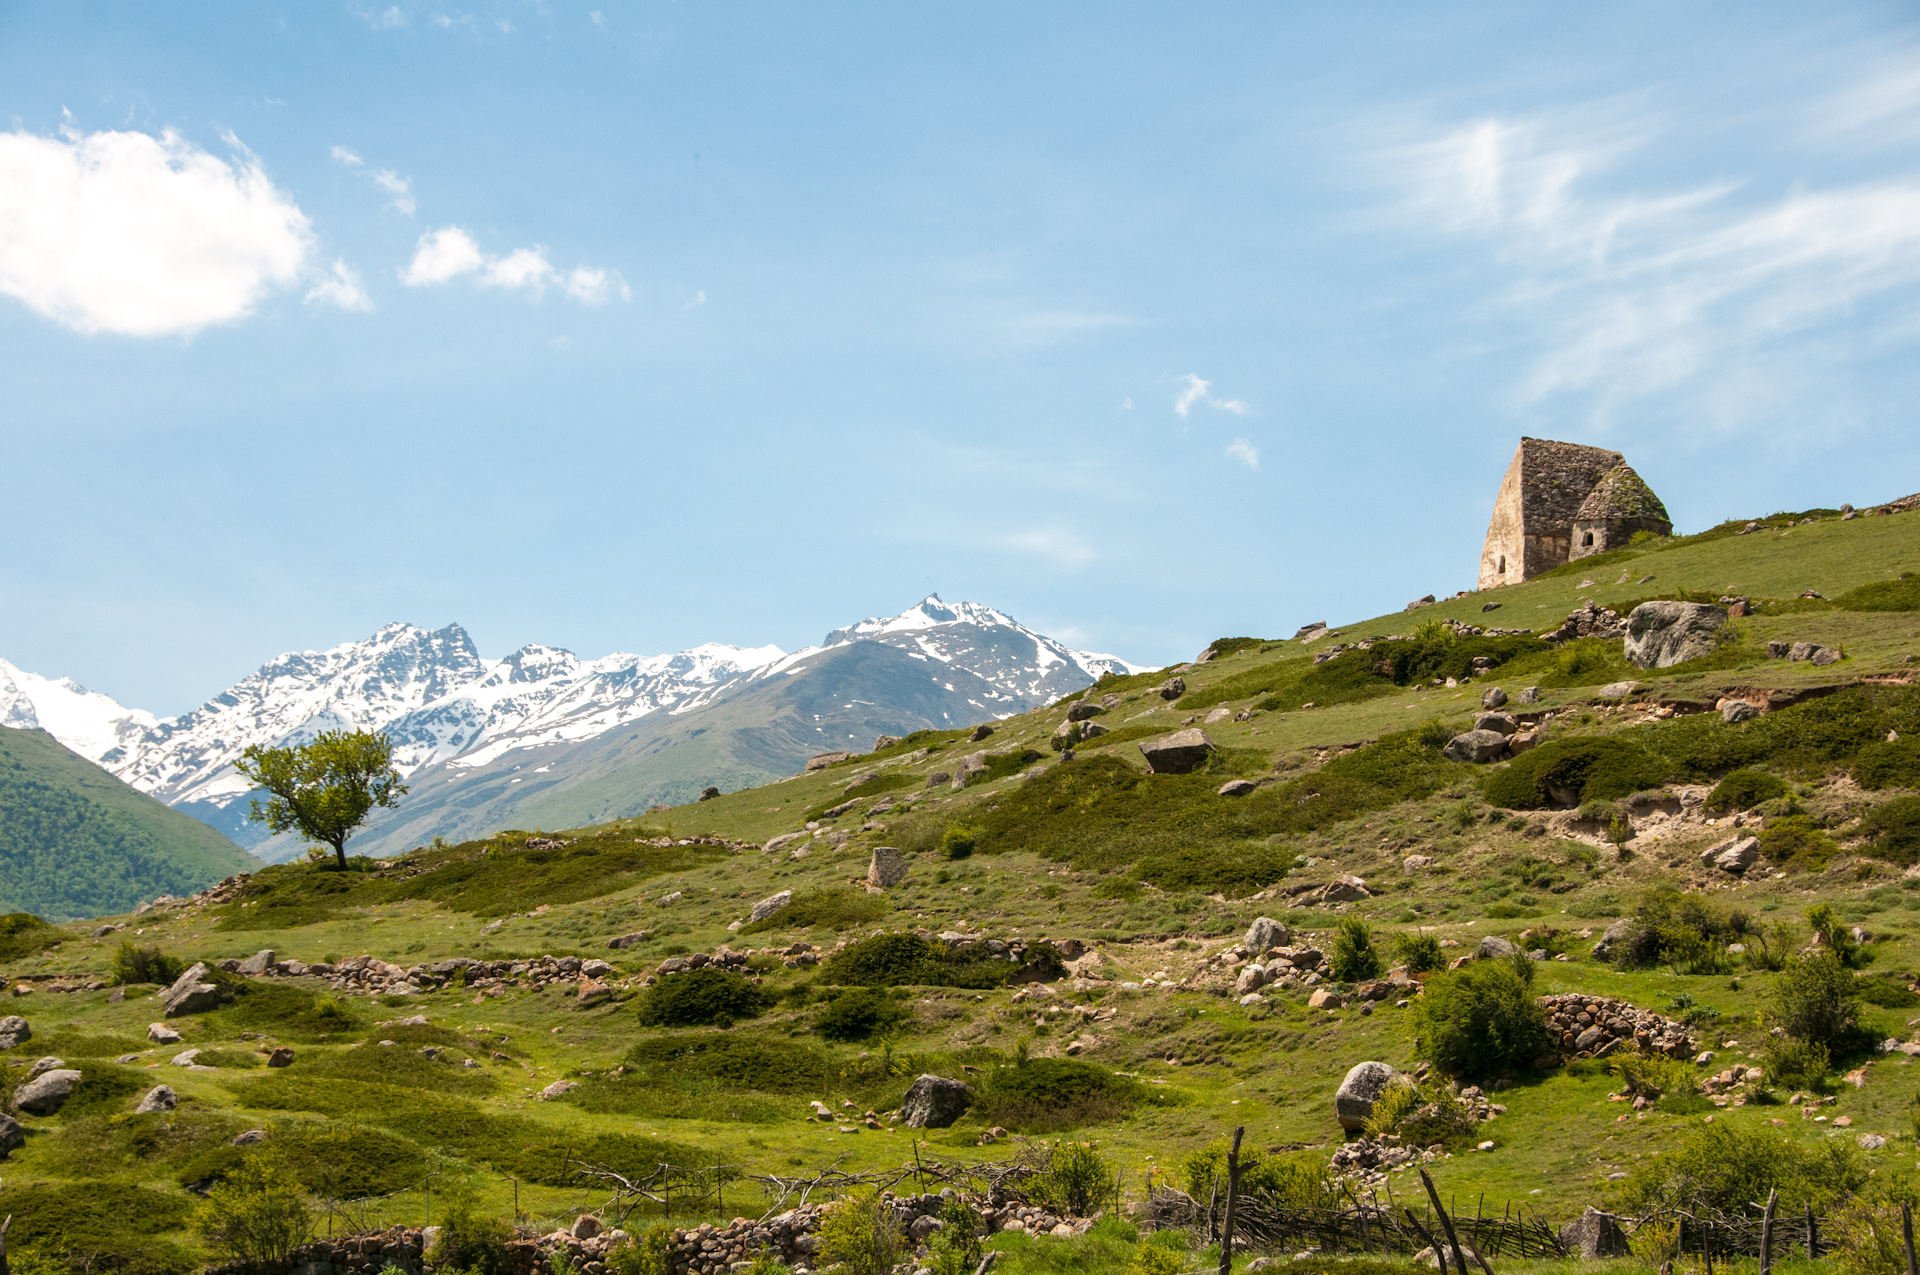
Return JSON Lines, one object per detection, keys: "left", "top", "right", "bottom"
{"left": 1852, "top": 740, "right": 1920, "bottom": 790}
{"left": 1130, "top": 844, "right": 1297, "bottom": 897}
{"left": 1485, "top": 737, "right": 1671, "bottom": 810}
{"left": 1834, "top": 573, "right": 1920, "bottom": 612}
{"left": 1763, "top": 1037, "right": 1832, "bottom": 1092}
{"left": 1616, "top": 1121, "right": 1866, "bottom": 1215}
{"left": 194, "top": 1156, "right": 315, "bottom": 1267}
{"left": 1329, "top": 918, "right": 1384, "bottom": 982}
{"left": 1395, "top": 933, "right": 1445, "bottom": 975}
{"left": 819, "top": 1188, "right": 901, "bottom": 1275}
{"left": 1609, "top": 887, "right": 1746, "bottom": 971}
{"left": 816, "top": 987, "right": 908, "bottom": 1041}
{"left": 110, "top": 942, "right": 185, "bottom": 987}
{"left": 636, "top": 968, "right": 773, "bottom": 1028}
{"left": 1412, "top": 961, "right": 1552, "bottom": 1080}
{"left": 1771, "top": 949, "right": 1858, "bottom": 1046}
{"left": 1806, "top": 903, "right": 1866, "bottom": 968}
{"left": 433, "top": 1198, "right": 516, "bottom": 1275}
{"left": 0, "top": 913, "right": 62, "bottom": 962}
{"left": 1181, "top": 1139, "right": 1328, "bottom": 1206}
{"left": 0, "top": 1181, "right": 194, "bottom": 1275}
{"left": 1360, "top": 1080, "right": 1422, "bottom": 1140}
{"left": 941, "top": 825, "right": 979, "bottom": 859}
{"left": 1861, "top": 797, "right": 1920, "bottom": 866}
{"left": 616, "top": 1034, "right": 832, "bottom": 1093}
{"left": 211, "top": 984, "right": 363, "bottom": 1041}
{"left": 1029, "top": 1141, "right": 1120, "bottom": 1217}
{"left": 1705, "top": 768, "right": 1789, "bottom": 813}
{"left": 608, "top": 1225, "right": 677, "bottom": 1275}
{"left": 821, "top": 933, "right": 1036, "bottom": 990}
{"left": 1758, "top": 815, "right": 1839, "bottom": 873}
{"left": 977, "top": 1058, "right": 1153, "bottom": 1131}
{"left": 926, "top": 1196, "right": 985, "bottom": 1275}
{"left": 739, "top": 887, "right": 889, "bottom": 935}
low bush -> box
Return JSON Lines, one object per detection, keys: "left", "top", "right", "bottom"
{"left": 1705, "top": 768, "right": 1789, "bottom": 813}
{"left": 1182, "top": 1139, "right": 1330, "bottom": 1206}
{"left": 636, "top": 968, "right": 773, "bottom": 1028}
{"left": 941, "top": 825, "right": 979, "bottom": 860}
{"left": 1860, "top": 797, "right": 1920, "bottom": 866}
{"left": 1412, "top": 961, "right": 1552, "bottom": 1080}
{"left": 1028, "top": 1141, "right": 1120, "bottom": 1217}
{"left": 1771, "top": 949, "right": 1859, "bottom": 1046}
{"left": 0, "top": 1181, "right": 194, "bottom": 1275}
{"left": 1329, "top": 918, "right": 1384, "bottom": 982}
{"left": 1758, "top": 815, "right": 1839, "bottom": 873}
{"left": 1395, "top": 933, "right": 1445, "bottom": 975}
{"left": 1484, "top": 737, "right": 1670, "bottom": 810}
{"left": 739, "top": 888, "right": 889, "bottom": 935}
{"left": 0, "top": 912, "right": 63, "bottom": 962}
{"left": 1834, "top": 572, "right": 1920, "bottom": 612}
{"left": 433, "top": 1198, "right": 516, "bottom": 1275}
{"left": 110, "top": 942, "right": 185, "bottom": 987}
{"left": 195, "top": 1156, "right": 315, "bottom": 1268}
{"left": 1609, "top": 887, "right": 1749, "bottom": 972}
{"left": 815, "top": 987, "right": 908, "bottom": 1041}
{"left": 1129, "top": 844, "right": 1297, "bottom": 897}
{"left": 1763, "top": 1037, "right": 1832, "bottom": 1091}
{"left": 822, "top": 933, "right": 1048, "bottom": 990}
{"left": 1616, "top": 1121, "right": 1865, "bottom": 1215}
{"left": 977, "top": 1058, "right": 1155, "bottom": 1131}
{"left": 617, "top": 1034, "right": 833, "bottom": 1093}
{"left": 1852, "top": 740, "right": 1920, "bottom": 790}
{"left": 1360, "top": 1080, "right": 1422, "bottom": 1140}
{"left": 301, "top": 1038, "right": 494, "bottom": 1092}
{"left": 819, "top": 1188, "right": 901, "bottom": 1275}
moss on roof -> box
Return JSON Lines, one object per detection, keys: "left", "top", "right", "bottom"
{"left": 1575, "top": 463, "right": 1671, "bottom": 524}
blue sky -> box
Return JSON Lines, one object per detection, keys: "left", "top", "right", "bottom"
{"left": 6, "top": 3, "right": 1920, "bottom": 715}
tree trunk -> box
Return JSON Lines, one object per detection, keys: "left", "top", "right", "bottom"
{"left": 1218, "top": 1126, "right": 1243, "bottom": 1275}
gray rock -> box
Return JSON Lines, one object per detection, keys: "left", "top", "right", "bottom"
{"left": 0, "top": 1112, "right": 21, "bottom": 1157}
{"left": 1334, "top": 1061, "right": 1404, "bottom": 1132}
{"left": 1443, "top": 730, "right": 1510, "bottom": 763}
{"left": 606, "top": 932, "right": 650, "bottom": 950}
{"left": 1477, "top": 935, "right": 1517, "bottom": 960}
{"left": 1767, "top": 640, "right": 1790, "bottom": 659}
{"left": 749, "top": 891, "right": 793, "bottom": 922}
{"left": 1474, "top": 712, "right": 1519, "bottom": 736}
{"left": 1812, "top": 647, "right": 1841, "bottom": 667}
{"left": 1205, "top": 706, "right": 1233, "bottom": 724}
{"left": 1158, "top": 677, "right": 1186, "bottom": 701}
{"left": 171, "top": 1048, "right": 204, "bottom": 1066}
{"left": 900, "top": 1074, "right": 974, "bottom": 1128}
{"left": 147, "top": 1022, "right": 183, "bottom": 1045}
{"left": 24, "top": 1056, "right": 64, "bottom": 1080}
{"left": 230, "top": 1128, "right": 268, "bottom": 1146}
{"left": 1406, "top": 595, "right": 1436, "bottom": 611}
{"left": 764, "top": 831, "right": 809, "bottom": 854}
{"left": 1481, "top": 687, "right": 1508, "bottom": 709}
{"left": 967, "top": 724, "right": 995, "bottom": 743}
{"left": 952, "top": 751, "right": 989, "bottom": 786}
{"left": 925, "top": 771, "right": 952, "bottom": 788}
{"left": 873, "top": 734, "right": 902, "bottom": 751}
{"left": 1507, "top": 730, "right": 1539, "bottom": 755}
{"left": 236, "top": 949, "right": 277, "bottom": 976}
{"left": 1591, "top": 918, "right": 1634, "bottom": 960}
{"left": 1624, "top": 601, "right": 1728, "bottom": 670}
{"left": 1294, "top": 622, "right": 1330, "bottom": 642}
{"left": 1790, "top": 642, "right": 1819, "bottom": 661}
{"left": 1516, "top": 686, "right": 1541, "bottom": 704}
{"left": 805, "top": 751, "right": 852, "bottom": 771}
{"left": 1595, "top": 681, "right": 1642, "bottom": 700}
{"left": 572, "top": 1215, "right": 603, "bottom": 1240}
{"left": 1707, "top": 836, "right": 1760, "bottom": 874}
{"left": 1139, "top": 729, "right": 1216, "bottom": 774}
{"left": 1558, "top": 1208, "right": 1630, "bottom": 1260}
{"left": 867, "top": 847, "right": 910, "bottom": 890}
{"left": 1860, "top": 1132, "right": 1889, "bottom": 1151}
{"left": 1245, "top": 917, "right": 1292, "bottom": 955}
{"left": 162, "top": 962, "right": 228, "bottom": 1017}
{"left": 1078, "top": 721, "right": 1107, "bottom": 740}
{"left": 0, "top": 1016, "right": 29, "bottom": 1050}
{"left": 1217, "top": 779, "right": 1257, "bottom": 797}
{"left": 1066, "top": 701, "right": 1104, "bottom": 722}
{"left": 1720, "top": 700, "right": 1760, "bottom": 723}
{"left": 13, "top": 1068, "right": 81, "bottom": 1116}
{"left": 134, "top": 1085, "right": 177, "bottom": 1114}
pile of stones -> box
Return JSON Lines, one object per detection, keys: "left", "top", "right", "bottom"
{"left": 652, "top": 1208, "right": 826, "bottom": 1275}
{"left": 203, "top": 951, "right": 624, "bottom": 1000}
{"left": 1537, "top": 993, "right": 1695, "bottom": 1061}
{"left": 1541, "top": 601, "right": 1626, "bottom": 645}
{"left": 208, "top": 1226, "right": 434, "bottom": 1275}
{"left": 1326, "top": 1136, "right": 1447, "bottom": 1188}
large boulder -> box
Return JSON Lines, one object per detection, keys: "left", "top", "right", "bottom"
{"left": 1474, "top": 712, "right": 1519, "bottom": 736}
{"left": 900, "top": 1074, "right": 974, "bottom": 1128}
{"left": 1558, "top": 1207, "right": 1631, "bottom": 1260}
{"left": 13, "top": 1068, "right": 81, "bottom": 1116}
{"left": 1477, "top": 935, "right": 1518, "bottom": 961}
{"left": 1334, "top": 1062, "right": 1404, "bottom": 1133}
{"left": 867, "top": 847, "right": 910, "bottom": 890}
{"left": 805, "top": 751, "right": 853, "bottom": 771}
{"left": 0, "top": 1016, "right": 29, "bottom": 1050}
{"left": 236, "top": 949, "right": 276, "bottom": 976}
{"left": 1591, "top": 918, "right": 1635, "bottom": 960}
{"left": 1158, "top": 677, "right": 1186, "bottom": 701}
{"left": 0, "top": 1112, "right": 21, "bottom": 1157}
{"left": 749, "top": 891, "right": 793, "bottom": 922}
{"left": 1245, "top": 917, "right": 1292, "bottom": 955}
{"left": 1624, "top": 602, "right": 1728, "bottom": 670}
{"left": 1443, "top": 730, "right": 1510, "bottom": 764}
{"left": 1704, "top": 836, "right": 1760, "bottom": 874}
{"left": 162, "top": 963, "right": 228, "bottom": 1017}
{"left": 1066, "top": 701, "right": 1104, "bottom": 722}
{"left": 1720, "top": 699, "right": 1761, "bottom": 723}
{"left": 1139, "top": 729, "right": 1216, "bottom": 774}
{"left": 134, "top": 1085, "right": 178, "bottom": 1114}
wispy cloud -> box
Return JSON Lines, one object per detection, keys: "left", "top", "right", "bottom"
{"left": 1173, "top": 373, "right": 1250, "bottom": 417}
{"left": 1225, "top": 438, "right": 1259, "bottom": 468}
{"left": 1408, "top": 108, "right": 1920, "bottom": 418}
{"left": 402, "top": 226, "right": 628, "bottom": 303}
{"left": 0, "top": 124, "right": 313, "bottom": 336}
{"left": 305, "top": 259, "right": 372, "bottom": 311}
{"left": 330, "top": 145, "right": 414, "bottom": 215}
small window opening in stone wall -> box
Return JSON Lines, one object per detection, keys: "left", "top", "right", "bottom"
{"left": 1497, "top": 555, "right": 1506, "bottom": 575}
{"left": 1581, "top": 532, "right": 1593, "bottom": 547}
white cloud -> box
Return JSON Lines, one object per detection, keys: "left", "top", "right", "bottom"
{"left": 1173, "top": 373, "right": 1251, "bottom": 417}
{"left": 1119, "top": 397, "right": 1134, "bottom": 410}
{"left": 1225, "top": 438, "right": 1259, "bottom": 468}
{"left": 0, "top": 126, "right": 313, "bottom": 337}
{"left": 402, "top": 226, "right": 485, "bottom": 285}
{"left": 369, "top": 169, "right": 415, "bottom": 216}
{"left": 305, "top": 259, "right": 372, "bottom": 311}
{"left": 1410, "top": 111, "right": 1920, "bottom": 413}
{"left": 403, "top": 225, "right": 625, "bottom": 304}
{"left": 683, "top": 288, "right": 706, "bottom": 309}
{"left": 331, "top": 145, "right": 363, "bottom": 169}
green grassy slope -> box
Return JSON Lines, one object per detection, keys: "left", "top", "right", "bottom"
{"left": 9, "top": 507, "right": 1920, "bottom": 1273}
{"left": 0, "top": 728, "right": 260, "bottom": 920}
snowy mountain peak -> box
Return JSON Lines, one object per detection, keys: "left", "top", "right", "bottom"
{"left": 823, "top": 594, "right": 1016, "bottom": 643}
{"left": 0, "top": 656, "right": 159, "bottom": 762}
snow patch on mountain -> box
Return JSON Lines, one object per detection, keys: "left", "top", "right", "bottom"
{"left": 0, "top": 658, "right": 159, "bottom": 762}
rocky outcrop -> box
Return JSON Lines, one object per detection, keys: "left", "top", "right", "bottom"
{"left": 1139, "top": 729, "right": 1215, "bottom": 774}
{"left": 1624, "top": 601, "right": 1728, "bottom": 669}
{"left": 867, "top": 847, "right": 910, "bottom": 889}
{"left": 135, "top": 1084, "right": 178, "bottom": 1114}
{"left": 1701, "top": 835, "right": 1760, "bottom": 874}
{"left": 0, "top": 1112, "right": 21, "bottom": 1158}
{"left": 1335, "top": 1062, "right": 1404, "bottom": 1132}
{"left": 1244, "top": 917, "right": 1291, "bottom": 955}
{"left": 162, "top": 962, "right": 228, "bottom": 1017}
{"left": 749, "top": 891, "right": 793, "bottom": 922}
{"left": 1543, "top": 601, "right": 1626, "bottom": 645}
{"left": 1559, "top": 1207, "right": 1630, "bottom": 1260}
{"left": 13, "top": 1067, "right": 81, "bottom": 1116}
{"left": 0, "top": 1016, "right": 29, "bottom": 1050}
{"left": 1444, "top": 730, "right": 1511, "bottom": 763}
{"left": 1538, "top": 993, "right": 1694, "bottom": 1060}
{"left": 901, "top": 1075, "right": 974, "bottom": 1128}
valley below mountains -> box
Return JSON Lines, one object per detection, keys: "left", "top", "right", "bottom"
{"left": 0, "top": 596, "right": 1145, "bottom": 862}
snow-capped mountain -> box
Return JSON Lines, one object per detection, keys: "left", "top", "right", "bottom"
{"left": 2, "top": 595, "right": 1148, "bottom": 858}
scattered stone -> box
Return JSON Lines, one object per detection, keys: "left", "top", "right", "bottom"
{"left": 1559, "top": 1208, "right": 1631, "bottom": 1260}
{"left": 1477, "top": 936, "right": 1517, "bottom": 960}
{"left": 1406, "top": 595, "right": 1436, "bottom": 611}
{"left": 1066, "top": 701, "right": 1104, "bottom": 722}
{"left": 1334, "top": 1062, "right": 1403, "bottom": 1132}
{"left": 1443, "top": 730, "right": 1510, "bottom": 764}
{"left": 0, "top": 1112, "right": 21, "bottom": 1158}
{"left": 1245, "top": 917, "right": 1292, "bottom": 954}
{"left": 267, "top": 1047, "right": 294, "bottom": 1067}
{"left": 134, "top": 1085, "right": 177, "bottom": 1114}
{"left": 1539, "top": 992, "right": 1695, "bottom": 1060}
{"left": 162, "top": 963, "right": 229, "bottom": 1018}
{"left": 572, "top": 1215, "right": 603, "bottom": 1240}
{"left": 926, "top": 771, "right": 952, "bottom": 788}
{"left": 1139, "top": 729, "right": 1215, "bottom": 775}
{"left": 1720, "top": 700, "right": 1760, "bottom": 723}
{"left": 0, "top": 1016, "right": 28, "bottom": 1050}
{"left": 230, "top": 1129, "right": 267, "bottom": 1146}
{"left": 1217, "top": 779, "right": 1257, "bottom": 797}
{"left": 867, "top": 847, "right": 910, "bottom": 890}
{"left": 968, "top": 724, "right": 995, "bottom": 743}
{"left": 1474, "top": 712, "right": 1519, "bottom": 736}
{"left": 606, "top": 932, "right": 650, "bottom": 950}
{"left": 1309, "top": 988, "right": 1345, "bottom": 1010}
{"left": 1158, "top": 677, "right": 1187, "bottom": 701}
{"left": 805, "top": 751, "right": 852, "bottom": 771}
{"left": 1595, "top": 681, "right": 1642, "bottom": 700}
{"left": 12, "top": 1068, "right": 81, "bottom": 1116}
{"left": 236, "top": 949, "right": 277, "bottom": 976}
{"left": 748, "top": 891, "right": 793, "bottom": 923}
{"left": 538, "top": 1081, "right": 578, "bottom": 1100}
{"left": 170, "top": 1048, "right": 203, "bottom": 1067}
{"left": 1205, "top": 706, "right": 1233, "bottom": 724}
{"left": 1481, "top": 686, "right": 1507, "bottom": 709}
{"left": 901, "top": 1075, "right": 974, "bottom": 1128}
{"left": 1703, "top": 836, "right": 1760, "bottom": 875}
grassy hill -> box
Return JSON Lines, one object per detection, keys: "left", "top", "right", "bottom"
{"left": 10, "top": 507, "right": 1920, "bottom": 1273}
{"left": 0, "top": 728, "right": 260, "bottom": 921}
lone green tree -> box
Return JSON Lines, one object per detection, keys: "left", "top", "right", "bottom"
{"left": 233, "top": 730, "right": 408, "bottom": 869}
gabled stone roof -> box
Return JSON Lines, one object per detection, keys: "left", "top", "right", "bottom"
{"left": 1574, "top": 464, "right": 1670, "bottom": 524}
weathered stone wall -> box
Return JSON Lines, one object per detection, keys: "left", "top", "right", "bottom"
{"left": 1477, "top": 438, "right": 1625, "bottom": 588}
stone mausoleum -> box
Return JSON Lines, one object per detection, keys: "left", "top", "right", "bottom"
{"left": 1477, "top": 437, "right": 1672, "bottom": 588}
